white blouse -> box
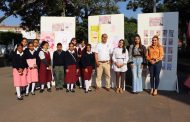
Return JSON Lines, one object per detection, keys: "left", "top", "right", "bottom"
{"left": 112, "top": 47, "right": 129, "bottom": 72}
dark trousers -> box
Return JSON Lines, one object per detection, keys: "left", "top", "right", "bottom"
{"left": 148, "top": 61, "right": 162, "bottom": 89}
{"left": 115, "top": 72, "right": 125, "bottom": 89}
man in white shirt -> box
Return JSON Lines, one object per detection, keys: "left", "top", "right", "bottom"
{"left": 95, "top": 34, "right": 112, "bottom": 91}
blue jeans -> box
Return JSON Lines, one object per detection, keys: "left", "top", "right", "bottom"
{"left": 148, "top": 61, "right": 162, "bottom": 89}
{"left": 132, "top": 57, "right": 143, "bottom": 92}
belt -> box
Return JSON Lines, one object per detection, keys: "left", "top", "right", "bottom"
{"left": 133, "top": 55, "right": 143, "bottom": 58}
{"left": 98, "top": 61, "right": 109, "bottom": 63}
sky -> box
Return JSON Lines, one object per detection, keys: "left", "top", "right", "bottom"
{"left": 0, "top": 1, "right": 141, "bottom": 26}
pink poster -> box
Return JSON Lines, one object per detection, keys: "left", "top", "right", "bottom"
{"left": 99, "top": 16, "right": 111, "bottom": 24}
{"left": 40, "top": 32, "right": 55, "bottom": 51}
{"left": 149, "top": 17, "right": 163, "bottom": 26}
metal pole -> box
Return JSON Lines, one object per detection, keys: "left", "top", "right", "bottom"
{"left": 153, "top": 0, "right": 156, "bottom": 13}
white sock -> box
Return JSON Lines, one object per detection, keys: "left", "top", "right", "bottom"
{"left": 89, "top": 78, "right": 92, "bottom": 88}
{"left": 41, "top": 84, "right": 45, "bottom": 90}
{"left": 16, "top": 87, "right": 21, "bottom": 98}
{"left": 85, "top": 80, "right": 89, "bottom": 91}
{"left": 67, "top": 84, "right": 70, "bottom": 90}
{"left": 71, "top": 84, "right": 74, "bottom": 90}
{"left": 79, "top": 77, "right": 82, "bottom": 87}
{"left": 47, "top": 82, "right": 51, "bottom": 89}
{"left": 31, "top": 83, "right": 35, "bottom": 93}
{"left": 26, "top": 84, "right": 30, "bottom": 94}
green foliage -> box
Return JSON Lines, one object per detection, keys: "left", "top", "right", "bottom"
{"left": 124, "top": 17, "right": 137, "bottom": 46}
{"left": 127, "top": 0, "right": 190, "bottom": 46}
{"left": 0, "top": 31, "right": 23, "bottom": 45}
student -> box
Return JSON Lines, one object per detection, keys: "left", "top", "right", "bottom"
{"left": 64, "top": 43, "right": 79, "bottom": 93}
{"left": 77, "top": 40, "right": 86, "bottom": 88}
{"left": 33, "top": 39, "right": 40, "bottom": 51}
{"left": 39, "top": 41, "right": 52, "bottom": 93}
{"left": 70, "top": 38, "right": 78, "bottom": 54}
{"left": 12, "top": 44, "right": 28, "bottom": 100}
{"left": 81, "top": 44, "right": 95, "bottom": 93}
{"left": 32, "top": 39, "right": 41, "bottom": 90}
{"left": 146, "top": 35, "right": 164, "bottom": 96}
{"left": 14, "top": 38, "right": 28, "bottom": 51}
{"left": 112, "top": 39, "right": 129, "bottom": 93}
{"left": 25, "top": 42, "right": 39, "bottom": 96}
{"left": 128, "top": 34, "right": 147, "bottom": 94}
{"left": 13, "top": 38, "right": 28, "bottom": 95}
{"left": 53, "top": 43, "right": 65, "bottom": 90}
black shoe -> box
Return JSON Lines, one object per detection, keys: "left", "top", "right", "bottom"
{"left": 59, "top": 88, "right": 63, "bottom": 90}
{"left": 55, "top": 88, "right": 59, "bottom": 91}
{"left": 71, "top": 89, "right": 75, "bottom": 93}
{"left": 17, "top": 96, "right": 23, "bottom": 100}
{"left": 47, "top": 88, "right": 52, "bottom": 92}
{"left": 25, "top": 93, "right": 29, "bottom": 97}
{"left": 31, "top": 92, "right": 35, "bottom": 95}
{"left": 66, "top": 89, "right": 70, "bottom": 93}
{"left": 40, "top": 89, "right": 44, "bottom": 93}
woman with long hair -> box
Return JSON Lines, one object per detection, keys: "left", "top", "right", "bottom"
{"left": 128, "top": 34, "right": 147, "bottom": 94}
{"left": 146, "top": 35, "right": 164, "bottom": 96}
{"left": 112, "top": 39, "right": 129, "bottom": 93}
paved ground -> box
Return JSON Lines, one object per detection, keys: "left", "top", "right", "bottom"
{"left": 0, "top": 67, "right": 190, "bottom": 122}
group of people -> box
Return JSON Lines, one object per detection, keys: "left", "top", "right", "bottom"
{"left": 12, "top": 33, "right": 164, "bottom": 100}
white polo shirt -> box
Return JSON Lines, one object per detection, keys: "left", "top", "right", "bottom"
{"left": 95, "top": 42, "right": 112, "bottom": 61}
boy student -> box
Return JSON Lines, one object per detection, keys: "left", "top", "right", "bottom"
{"left": 53, "top": 43, "right": 65, "bottom": 90}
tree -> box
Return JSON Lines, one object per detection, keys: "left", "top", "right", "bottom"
{"left": 0, "top": 0, "right": 120, "bottom": 31}
{"left": 124, "top": 17, "right": 137, "bottom": 46}
{"left": 126, "top": 0, "right": 190, "bottom": 47}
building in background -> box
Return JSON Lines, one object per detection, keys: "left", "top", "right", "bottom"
{"left": 0, "top": 25, "right": 39, "bottom": 41}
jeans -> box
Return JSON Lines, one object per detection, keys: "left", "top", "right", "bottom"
{"left": 148, "top": 61, "right": 162, "bottom": 89}
{"left": 132, "top": 57, "right": 143, "bottom": 92}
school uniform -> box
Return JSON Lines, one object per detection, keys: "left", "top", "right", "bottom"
{"left": 34, "top": 46, "right": 41, "bottom": 89}
{"left": 81, "top": 51, "right": 95, "bottom": 92}
{"left": 64, "top": 50, "right": 79, "bottom": 92}
{"left": 24, "top": 49, "right": 39, "bottom": 95}
{"left": 39, "top": 49, "right": 52, "bottom": 92}
{"left": 12, "top": 51, "right": 27, "bottom": 99}
{"left": 77, "top": 45, "right": 86, "bottom": 88}
{"left": 53, "top": 50, "right": 65, "bottom": 89}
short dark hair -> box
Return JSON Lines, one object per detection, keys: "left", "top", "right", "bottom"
{"left": 102, "top": 33, "right": 107, "bottom": 37}
{"left": 22, "top": 38, "right": 27, "bottom": 41}
{"left": 40, "top": 41, "right": 48, "bottom": 48}
{"left": 57, "top": 43, "right": 62, "bottom": 46}
{"left": 28, "top": 42, "right": 34, "bottom": 46}
{"left": 33, "top": 39, "right": 39, "bottom": 43}
{"left": 17, "top": 43, "right": 23, "bottom": 48}
{"left": 86, "top": 44, "right": 91, "bottom": 48}
{"left": 71, "top": 38, "right": 76, "bottom": 42}
{"left": 69, "top": 42, "right": 74, "bottom": 46}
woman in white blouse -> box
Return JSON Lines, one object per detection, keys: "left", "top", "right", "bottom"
{"left": 112, "top": 39, "right": 129, "bottom": 93}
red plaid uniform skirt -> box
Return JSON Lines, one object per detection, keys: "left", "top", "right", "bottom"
{"left": 82, "top": 66, "right": 93, "bottom": 80}
{"left": 65, "top": 65, "right": 78, "bottom": 83}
